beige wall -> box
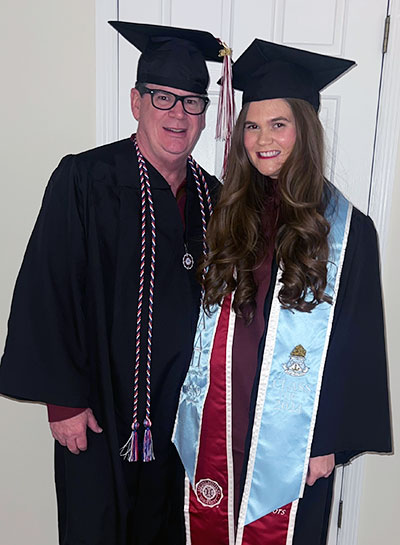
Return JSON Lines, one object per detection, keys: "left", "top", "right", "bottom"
{"left": 0, "top": 1, "right": 96, "bottom": 544}
{"left": 357, "top": 150, "right": 400, "bottom": 543}
{"left": 0, "top": 2, "right": 398, "bottom": 545}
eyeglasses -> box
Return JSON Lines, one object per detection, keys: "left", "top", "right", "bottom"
{"left": 136, "top": 84, "right": 210, "bottom": 115}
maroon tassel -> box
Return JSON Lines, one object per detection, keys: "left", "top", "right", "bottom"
{"left": 216, "top": 41, "right": 235, "bottom": 177}
{"left": 143, "top": 418, "right": 155, "bottom": 462}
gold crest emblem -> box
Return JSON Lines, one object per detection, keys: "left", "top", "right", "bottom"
{"left": 282, "top": 344, "right": 309, "bottom": 376}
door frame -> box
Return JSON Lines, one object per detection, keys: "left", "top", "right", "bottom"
{"left": 95, "top": 0, "right": 400, "bottom": 541}
{"left": 369, "top": 0, "right": 400, "bottom": 252}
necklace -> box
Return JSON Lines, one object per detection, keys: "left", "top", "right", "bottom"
{"left": 183, "top": 244, "right": 195, "bottom": 270}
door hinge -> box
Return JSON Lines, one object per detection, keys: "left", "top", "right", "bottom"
{"left": 338, "top": 499, "right": 344, "bottom": 529}
{"left": 383, "top": 15, "right": 390, "bottom": 54}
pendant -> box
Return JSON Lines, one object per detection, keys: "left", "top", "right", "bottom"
{"left": 183, "top": 252, "right": 194, "bottom": 270}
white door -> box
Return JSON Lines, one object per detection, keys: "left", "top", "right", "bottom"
{"left": 116, "top": 0, "right": 389, "bottom": 213}
{"left": 99, "top": 0, "right": 390, "bottom": 542}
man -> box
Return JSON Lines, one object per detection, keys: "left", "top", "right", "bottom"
{"left": 0, "top": 21, "right": 225, "bottom": 545}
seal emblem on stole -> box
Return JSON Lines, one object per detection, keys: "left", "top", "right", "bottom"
{"left": 195, "top": 478, "right": 224, "bottom": 507}
{"left": 282, "top": 344, "right": 310, "bottom": 376}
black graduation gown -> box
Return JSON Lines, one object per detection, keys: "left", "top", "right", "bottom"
{"left": 0, "top": 138, "right": 220, "bottom": 545}
{"left": 244, "top": 207, "right": 392, "bottom": 544}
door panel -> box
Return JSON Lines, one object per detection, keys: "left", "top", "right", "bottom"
{"left": 275, "top": 0, "right": 347, "bottom": 53}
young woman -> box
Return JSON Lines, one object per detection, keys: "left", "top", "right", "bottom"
{"left": 173, "top": 40, "right": 392, "bottom": 545}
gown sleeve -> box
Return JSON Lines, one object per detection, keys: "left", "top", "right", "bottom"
{"left": 310, "top": 208, "right": 392, "bottom": 464}
{"left": 0, "top": 155, "right": 90, "bottom": 407}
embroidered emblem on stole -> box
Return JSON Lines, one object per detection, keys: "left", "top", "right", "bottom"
{"left": 195, "top": 478, "right": 224, "bottom": 507}
{"left": 282, "top": 344, "right": 309, "bottom": 376}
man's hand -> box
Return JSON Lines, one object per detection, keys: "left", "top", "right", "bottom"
{"left": 50, "top": 408, "right": 103, "bottom": 455}
{"left": 306, "top": 454, "right": 335, "bottom": 486}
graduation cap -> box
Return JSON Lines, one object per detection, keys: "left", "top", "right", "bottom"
{"left": 232, "top": 39, "right": 356, "bottom": 111}
{"left": 109, "top": 20, "right": 226, "bottom": 94}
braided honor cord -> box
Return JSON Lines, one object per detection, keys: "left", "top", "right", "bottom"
{"left": 120, "top": 135, "right": 156, "bottom": 462}
{"left": 121, "top": 139, "right": 213, "bottom": 463}
{"left": 188, "top": 156, "right": 213, "bottom": 270}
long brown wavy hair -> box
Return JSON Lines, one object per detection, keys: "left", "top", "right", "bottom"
{"left": 201, "top": 98, "right": 332, "bottom": 322}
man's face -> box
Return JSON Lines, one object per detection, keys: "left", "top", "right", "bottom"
{"left": 131, "top": 84, "right": 206, "bottom": 167}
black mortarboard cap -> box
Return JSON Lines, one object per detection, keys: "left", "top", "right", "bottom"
{"left": 109, "top": 21, "right": 225, "bottom": 94}
{"left": 232, "top": 39, "right": 356, "bottom": 111}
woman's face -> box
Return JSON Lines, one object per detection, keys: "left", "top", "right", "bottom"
{"left": 243, "top": 98, "right": 297, "bottom": 179}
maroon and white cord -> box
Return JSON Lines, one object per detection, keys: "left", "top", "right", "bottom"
{"left": 188, "top": 156, "right": 213, "bottom": 264}
{"left": 121, "top": 136, "right": 212, "bottom": 462}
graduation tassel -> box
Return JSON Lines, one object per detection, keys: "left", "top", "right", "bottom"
{"left": 216, "top": 40, "right": 235, "bottom": 177}
{"left": 143, "top": 418, "right": 155, "bottom": 462}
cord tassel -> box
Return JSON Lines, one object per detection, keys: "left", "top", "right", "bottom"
{"left": 143, "top": 419, "right": 155, "bottom": 462}
{"left": 120, "top": 422, "right": 140, "bottom": 462}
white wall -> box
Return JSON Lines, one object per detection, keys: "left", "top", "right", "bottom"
{"left": 0, "top": 2, "right": 96, "bottom": 544}
{"left": 356, "top": 149, "right": 400, "bottom": 544}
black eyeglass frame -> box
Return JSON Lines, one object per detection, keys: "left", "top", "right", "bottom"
{"left": 136, "top": 84, "right": 210, "bottom": 115}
